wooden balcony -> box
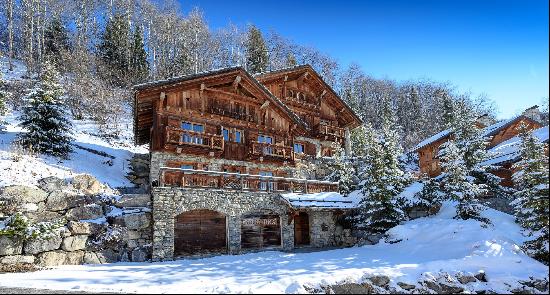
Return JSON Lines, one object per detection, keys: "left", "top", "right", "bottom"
{"left": 165, "top": 127, "right": 224, "bottom": 153}
{"left": 208, "top": 106, "right": 257, "bottom": 123}
{"left": 317, "top": 123, "right": 345, "bottom": 141}
{"left": 249, "top": 142, "right": 294, "bottom": 161}
{"left": 159, "top": 167, "right": 339, "bottom": 193}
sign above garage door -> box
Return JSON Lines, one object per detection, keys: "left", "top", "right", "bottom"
{"left": 241, "top": 214, "right": 281, "bottom": 249}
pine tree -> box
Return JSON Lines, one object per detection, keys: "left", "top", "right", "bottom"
{"left": 17, "top": 61, "right": 72, "bottom": 158}
{"left": 0, "top": 71, "right": 9, "bottom": 132}
{"left": 350, "top": 124, "right": 369, "bottom": 158}
{"left": 98, "top": 13, "right": 130, "bottom": 86}
{"left": 325, "top": 143, "right": 355, "bottom": 195}
{"left": 245, "top": 25, "right": 269, "bottom": 74}
{"left": 438, "top": 100, "right": 494, "bottom": 221}
{"left": 512, "top": 124, "right": 549, "bottom": 265}
{"left": 357, "top": 104, "right": 408, "bottom": 235}
{"left": 44, "top": 17, "right": 70, "bottom": 67}
{"left": 130, "top": 26, "right": 149, "bottom": 84}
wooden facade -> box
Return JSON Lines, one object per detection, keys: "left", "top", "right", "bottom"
{"left": 134, "top": 66, "right": 362, "bottom": 188}
{"left": 415, "top": 115, "right": 543, "bottom": 185}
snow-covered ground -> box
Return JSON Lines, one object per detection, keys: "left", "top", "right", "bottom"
{"left": 1, "top": 57, "right": 148, "bottom": 188}
{"left": 0, "top": 202, "right": 547, "bottom": 293}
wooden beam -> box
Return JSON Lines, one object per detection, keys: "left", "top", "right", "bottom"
{"left": 260, "top": 100, "right": 270, "bottom": 110}
{"left": 232, "top": 75, "right": 241, "bottom": 92}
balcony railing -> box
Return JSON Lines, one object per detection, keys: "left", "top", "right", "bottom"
{"left": 165, "top": 127, "right": 224, "bottom": 150}
{"left": 208, "top": 106, "right": 257, "bottom": 123}
{"left": 250, "top": 142, "right": 294, "bottom": 160}
{"left": 158, "top": 167, "right": 339, "bottom": 193}
{"left": 317, "top": 123, "right": 346, "bottom": 139}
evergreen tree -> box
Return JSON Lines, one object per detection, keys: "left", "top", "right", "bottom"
{"left": 350, "top": 124, "right": 369, "bottom": 158}
{"left": 44, "top": 17, "right": 70, "bottom": 67}
{"left": 17, "top": 61, "right": 72, "bottom": 158}
{"left": 245, "top": 25, "right": 269, "bottom": 74}
{"left": 130, "top": 26, "right": 149, "bottom": 84}
{"left": 438, "top": 100, "right": 495, "bottom": 221}
{"left": 357, "top": 104, "right": 408, "bottom": 235}
{"left": 325, "top": 143, "right": 355, "bottom": 195}
{"left": 512, "top": 124, "right": 549, "bottom": 264}
{"left": 98, "top": 13, "right": 130, "bottom": 86}
{"left": 0, "top": 71, "right": 9, "bottom": 132}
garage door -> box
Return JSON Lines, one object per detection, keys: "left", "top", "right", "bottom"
{"left": 241, "top": 214, "right": 281, "bottom": 249}
{"left": 174, "top": 209, "right": 227, "bottom": 256}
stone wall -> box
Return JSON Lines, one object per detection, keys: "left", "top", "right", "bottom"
{"left": 0, "top": 175, "right": 153, "bottom": 267}
{"left": 151, "top": 187, "right": 295, "bottom": 261}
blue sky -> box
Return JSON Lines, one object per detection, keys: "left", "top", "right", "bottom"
{"left": 177, "top": 0, "right": 549, "bottom": 119}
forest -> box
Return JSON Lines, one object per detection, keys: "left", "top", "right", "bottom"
{"left": 0, "top": 0, "right": 508, "bottom": 150}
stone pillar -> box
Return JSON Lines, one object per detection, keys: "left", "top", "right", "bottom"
{"left": 315, "top": 142, "right": 322, "bottom": 158}
{"left": 281, "top": 214, "right": 294, "bottom": 251}
{"left": 228, "top": 216, "right": 241, "bottom": 254}
{"left": 151, "top": 189, "right": 175, "bottom": 261}
{"left": 344, "top": 127, "right": 352, "bottom": 156}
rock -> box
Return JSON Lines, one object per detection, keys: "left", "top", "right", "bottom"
{"left": 61, "top": 235, "right": 88, "bottom": 252}
{"left": 26, "top": 211, "right": 62, "bottom": 223}
{"left": 423, "top": 281, "right": 464, "bottom": 294}
{"left": 66, "top": 204, "right": 104, "bottom": 221}
{"left": 19, "top": 203, "right": 39, "bottom": 212}
{"left": 0, "top": 185, "right": 48, "bottom": 203}
{"left": 511, "top": 287, "right": 532, "bottom": 294}
{"left": 131, "top": 248, "right": 148, "bottom": 262}
{"left": 45, "top": 190, "right": 84, "bottom": 211}
{"left": 24, "top": 236, "right": 62, "bottom": 255}
{"left": 0, "top": 255, "right": 35, "bottom": 264}
{"left": 83, "top": 252, "right": 102, "bottom": 264}
{"left": 126, "top": 230, "right": 142, "bottom": 240}
{"left": 65, "top": 250, "right": 85, "bottom": 265}
{"left": 520, "top": 278, "right": 549, "bottom": 292}
{"left": 96, "top": 249, "right": 119, "bottom": 263}
{"left": 67, "top": 221, "right": 91, "bottom": 235}
{"left": 37, "top": 251, "right": 68, "bottom": 267}
{"left": 38, "top": 176, "right": 71, "bottom": 193}
{"left": 474, "top": 271, "right": 487, "bottom": 282}
{"left": 72, "top": 174, "right": 104, "bottom": 196}
{"left": 118, "top": 212, "right": 150, "bottom": 230}
{"left": 458, "top": 274, "right": 477, "bottom": 284}
{"left": 329, "top": 283, "right": 375, "bottom": 294}
{"left": 116, "top": 194, "right": 151, "bottom": 208}
{"left": 368, "top": 275, "right": 390, "bottom": 287}
{"left": 0, "top": 236, "right": 23, "bottom": 255}
{"left": 397, "top": 282, "right": 416, "bottom": 291}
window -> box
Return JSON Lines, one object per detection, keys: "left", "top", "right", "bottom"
{"left": 181, "top": 122, "right": 204, "bottom": 145}
{"left": 222, "top": 128, "right": 230, "bottom": 141}
{"left": 258, "top": 135, "right": 273, "bottom": 155}
{"left": 294, "top": 143, "right": 305, "bottom": 154}
{"left": 235, "top": 130, "right": 242, "bottom": 143}
{"left": 259, "top": 171, "right": 274, "bottom": 191}
{"left": 181, "top": 164, "right": 193, "bottom": 170}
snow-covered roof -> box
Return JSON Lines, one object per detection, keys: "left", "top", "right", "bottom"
{"left": 410, "top": 115, "right": 533, "bottom": 153}
{"left": 281, "top": 192, "right": 360, "bottom": 209}
{"left": 482, "top": 125, "right": 549, "bottom": 166}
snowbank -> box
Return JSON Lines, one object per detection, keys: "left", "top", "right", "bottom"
{"left": 281, "top": 191, "right": 360, "bottom": 209}
{"left": 0, "top": 202, "right": 546, "bottom": 293}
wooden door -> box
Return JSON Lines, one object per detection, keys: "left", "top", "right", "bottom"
{"left": 294, "top": 212, "right": 310, "bottom": 246}
{"left": 174, "top": 209, "right": 227, "bottom": 256}
{"left": 241, "top": 214, "right": 281, "bottom": 249}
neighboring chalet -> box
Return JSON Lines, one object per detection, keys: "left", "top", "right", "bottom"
{"left": 411, "top": 105, "right": 545, "bottom": 186}
{"left": 132, "top": 65, "right": 362, "bottom": 261}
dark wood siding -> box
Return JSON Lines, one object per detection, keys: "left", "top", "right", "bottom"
{"left": 174, "top": 210, "right": 227, "bottom": 256}
{"left": 241, "top": 214, "right": 281, "bottom": 249}
{"left": 294, "top": 212, "right": 310, "bottom": 246}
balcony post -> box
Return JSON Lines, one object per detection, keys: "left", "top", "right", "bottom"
{"left": 305, "top": 180, "right": 308, "bottom": 194}
{"left": 240, "top": 175, "right": 244, "bottom": 192}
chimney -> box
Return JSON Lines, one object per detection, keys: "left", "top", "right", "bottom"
{"left": 522, "top": 105, "right": 541, "bottom": 123}
{"left": 475, "top": 113, "right": 493, "bottom": 128}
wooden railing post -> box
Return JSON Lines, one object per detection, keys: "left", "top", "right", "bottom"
{"left": 305, "top": 180, "right": 308, "bottom": 194}
{"left": 240, "top": 175, "right": 244, "bottom": 191}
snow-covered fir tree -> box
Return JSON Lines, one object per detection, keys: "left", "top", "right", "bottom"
{"left": 357, "top": 103, "right": 408, "bottom": 235}
{"left": 245, "top": 25, "right": 269, "bottom": 74}
{"left": 438, "top": 100, "right": 496, "bottom": 222}
{"left": 17, "top": 61, "right": 73, "bottom": 158}
{"left": 324, "top": 143, "right": 355, "bottom": 195}
{"left": 511, "top": 124, "right": 549, "bottom": 265}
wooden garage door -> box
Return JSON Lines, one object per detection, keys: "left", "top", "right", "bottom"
{"left": 241, "top": 214, "right": 281, "bottom": 249}
{"left": 294, "top": 212, "right": 310, "bottom": 246}
{"left": 174, "top": 209, "right": 227, "bottom": 256}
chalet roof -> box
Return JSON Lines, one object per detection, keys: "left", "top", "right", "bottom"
{"left": 132, "top": 67, "right": 310, "bottom": 145}
{"left": 482, "top": 125, "right": 549, "bottom": 166}
{"left": 410, "top": 115, "right": 540, "bottom": 153}
{"left": 255, "top": 64, "right": 363, "bottom": 129}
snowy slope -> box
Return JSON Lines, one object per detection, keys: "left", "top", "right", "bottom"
{"left": 0, "top": 202, "right": 547, "bottom": 293}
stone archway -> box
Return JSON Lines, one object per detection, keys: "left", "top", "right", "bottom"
{"left": 174, "top": 209, "right": 227, "bottom": 256}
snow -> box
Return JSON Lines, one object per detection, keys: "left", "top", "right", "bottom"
{"left": 482, "top": 126, "right": 549, "bottom": 166}
{"left": 397, "top": 181, "right": 424, "bottom": 205}
{"left": 410, "top": 129, "right": 451, "bottom": 152}
{"left": 0, "top": 202, "right": 547, "bottom": 293}
{"left": 281, "top": 191, "right": 360, "bottom": 209}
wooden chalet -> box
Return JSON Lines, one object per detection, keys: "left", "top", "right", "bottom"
{"left": 412, "top": 107, "right": 543, "bottom": 185}
{"left": 133, "top": 65, "right": 362, "bottom": 260}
